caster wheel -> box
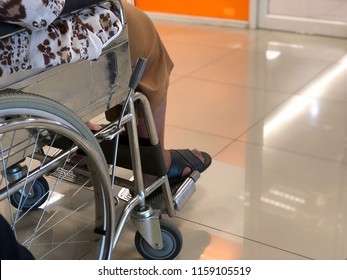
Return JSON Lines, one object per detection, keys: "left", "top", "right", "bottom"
{"left": 10, "top": 177, "right": 49, "bottom": 211}
{"left": 135, "top": 219, "right": 183, "bottom": 260}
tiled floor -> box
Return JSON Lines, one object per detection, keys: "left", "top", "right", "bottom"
{"left": 106, "top": 20, "right": 347, "bottom": 260}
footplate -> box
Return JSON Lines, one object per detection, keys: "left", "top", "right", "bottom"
{"left": 118, "top": 171, "right": 200, "bottom": 212}
{"left": 49, "top": 167, "right": 94, "bottom": 187}
{"left": 172, "top": 170, "right": 199, "bottom": 210}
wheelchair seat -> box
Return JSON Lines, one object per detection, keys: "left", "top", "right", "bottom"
{"left": 0, "top": 0, "right": 123, "bottom": 78}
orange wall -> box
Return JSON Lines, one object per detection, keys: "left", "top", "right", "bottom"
{"left": 135, "top": 0, "right": 249, "bottom": 21}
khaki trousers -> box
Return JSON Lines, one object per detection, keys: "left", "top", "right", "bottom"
{"left": 105, "top": 1, "right": 174, "bottom": 121}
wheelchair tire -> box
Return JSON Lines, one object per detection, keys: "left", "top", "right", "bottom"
{"left": 0, "top": 91, "right": 114, "bottom": 260}
{"left": 10, "top": 176, "right": 49, "bottom": 211}
{"left": 134, "top": 219, "right": 183, "bottom": 260}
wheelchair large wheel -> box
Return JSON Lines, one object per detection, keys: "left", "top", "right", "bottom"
{"left": 135, "top": 219, "right": 183, "bottom": 260}
{"left": 0, "top": 91, "right": 114, "bottom": 260}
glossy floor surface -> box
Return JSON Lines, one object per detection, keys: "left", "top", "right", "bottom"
{"left": 102, "top": 19, "right": 347, "bottom": 260}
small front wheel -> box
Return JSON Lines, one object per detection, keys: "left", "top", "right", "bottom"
{"left": 135, "top": 219, "right": 183, "bottom": 260}
{"left": 10, "top": 177, "right": 49, "bottom": 211}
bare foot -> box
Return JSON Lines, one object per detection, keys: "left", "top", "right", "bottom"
{"left": 85, "top": 121, "right": 103, "bottom": 131}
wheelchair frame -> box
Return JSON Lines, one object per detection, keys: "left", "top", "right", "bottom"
{"left": 0, "top": 0, "right": 199, "bottom": 260}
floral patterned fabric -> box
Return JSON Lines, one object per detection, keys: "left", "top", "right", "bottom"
{"left": 0, "top": 0, "right": 122, "bottom": 77}
{"left": 0, "top": 0, "right": 65, "bottom": 30}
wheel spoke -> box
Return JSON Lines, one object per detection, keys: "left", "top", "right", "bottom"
{"left": 0, "top": 92, "right": 114, "bottom": 259}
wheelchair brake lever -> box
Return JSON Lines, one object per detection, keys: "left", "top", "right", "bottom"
{"left": 129, "top": 57, "right": 148, "bottom": 90}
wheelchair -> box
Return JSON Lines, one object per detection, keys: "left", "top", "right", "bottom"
{"left": 0, "top": 0, "right": 199, "bottom": 260}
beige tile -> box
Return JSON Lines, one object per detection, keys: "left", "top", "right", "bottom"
{"left": 214, "top": 141, "right": 248, "bottom": 166}
{"left": 190, "top": 48, "right": 333, "bottom": 94}
{"left": 246, "top": 30, "right": 347, "bottom": 62}
{"left": 296, "top": 54, "right": 347, "bottom": 102}
{"left": 163, "top": 41, "right": 231, "bottom": 76}
{"left": 164, "top": 125, "right": 232, "bottom": 157}
{"left": 154, "top": 21, "right": 191, "bottom": 37}
{"left": 213, "top": 141, "right": 347, "bottom": 259}
{"left": 176, "top": 159, "right": 246, "bottom": 237}
{"left": 111, "top": 215, "right": 308, "bottom": 260}
{"left": 174, "top": 218, "right": 309, "bottom": 260}
{"left": 110, "top": 222, "right": 141, "bottom": 260}
{"left": 166, "top": 77, "right": 290, "bottom": 139}
{"left": 185, "top": 139, "right": 347, "bottom": 259}
{"left": 160, "top": 24, "right": 266, "bottom": 50}
{"left": 240, "top": 94, "right": 347, "bottom": 163}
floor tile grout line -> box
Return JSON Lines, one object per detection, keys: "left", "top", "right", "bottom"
{"left": 175, "top": 217, "right": 313, "bottom": 260}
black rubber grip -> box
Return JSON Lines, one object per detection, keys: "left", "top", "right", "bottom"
{"left": 129, "top": 57, "right": 148, "bottom": 90}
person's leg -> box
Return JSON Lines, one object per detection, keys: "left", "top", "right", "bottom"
{"left": 105, "top": 2, "right": 211, "bottom": 180}
{"left": 136, "top": 93, "right": 206, "bottom": 178}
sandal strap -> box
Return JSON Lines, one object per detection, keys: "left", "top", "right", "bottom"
{"left": 167, "top": 149, "right": 205, "bottom": 180}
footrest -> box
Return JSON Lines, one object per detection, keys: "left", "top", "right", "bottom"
{"left": 118, "top": 171, "right": 200, "bottom": 213}
{"left": 49, "top": 167, "right": 93, "bottom": 187}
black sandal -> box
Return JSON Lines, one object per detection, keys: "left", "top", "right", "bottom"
{"left": 167, "top": 149, "right": 212, "bottom": 186}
